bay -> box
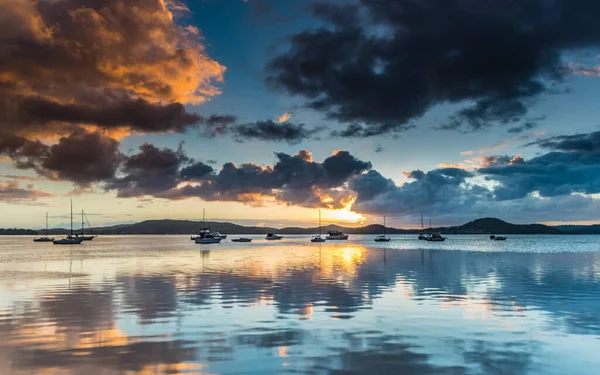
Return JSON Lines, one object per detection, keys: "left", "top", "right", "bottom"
{"left": 0, "top": 234, "right": 599, "bottom": 374}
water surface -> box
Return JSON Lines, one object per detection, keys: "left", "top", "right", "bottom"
{"left": 1, "top": 235, "right": 599, "bottom": 374}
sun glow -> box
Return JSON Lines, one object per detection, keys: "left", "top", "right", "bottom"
{"left": 325, "top": 198, "right": 366, "bottom": 225}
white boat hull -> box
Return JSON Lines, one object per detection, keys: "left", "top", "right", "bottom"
{"left": 195, "top": 238, "right": 222, "bottom": 244}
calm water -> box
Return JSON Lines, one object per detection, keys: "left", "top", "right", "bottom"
{"left": 1, "top": 235, "right": 599, "bottom": 375}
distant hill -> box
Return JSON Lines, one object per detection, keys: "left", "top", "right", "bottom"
{"left": 1, "top": 217, "right": 597, "bottom": 235}
{"left": 450, "top": 218, "right": 562, "bottom": 235}
{"left": 554, "top": 224, "right": 600, "bottom": 234}
{"left": 0, "top": 228, "right": 38, "bottom": 235}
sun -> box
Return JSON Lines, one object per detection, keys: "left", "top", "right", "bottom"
{"left": 326, "top": 199, "right": 366, "bottom": 225}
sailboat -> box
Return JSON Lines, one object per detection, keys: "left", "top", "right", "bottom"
{"left": 194, "top": 209, "right": 221, "bottom": 244}
{"left": 423, "top": 218, "right": 446, "bottom": 242}
{"left": 191, "top": 209, "right": 209, "bottom": 240}
{"left": 311, "top": 209, "right": 326, "bottom": 242}
{"left": 33, "top": 212, "right": 54, "bottom": 242}
{"left": 53, "top": 200, "right": 83, "bottom": 245}
{"left": 418, "top": 213, "right": 426, "bottom": 240}
{"left": 375, "top": 216, "right": 391, "bottom": 242}
{"left": 67, "top": 210, "right": 96, "bottom": 241}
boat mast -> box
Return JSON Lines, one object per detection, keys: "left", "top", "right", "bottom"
{"left": 421, "top": 213, "right": 424, "bottom": 231}
{"left": 45, "top": 212, "right": 48, "bottom": 237}
{"left": 83, "top": 211, "right": 95, "bottom": 235}
{"left": 383, "top": 216, "right": 386, "bottom": 236}
{"left": 81, "top": 209, "right": 84, "bottom": 235}
{"left": 319, "top": 209, "right": 322, "bottom": 236}
{"left": 429, "top": 217, "right": 432, "bottom": 230}
{"left": 70, "top": 199, "right": 73, "bottom": 237}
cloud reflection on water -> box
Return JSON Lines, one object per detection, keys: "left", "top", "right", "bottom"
{"left": 0, "top": 237, "right": 599, "bottom": 374}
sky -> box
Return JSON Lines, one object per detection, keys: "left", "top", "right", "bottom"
{"left": 1, "top": 0, "right": 600, "bottom": 229}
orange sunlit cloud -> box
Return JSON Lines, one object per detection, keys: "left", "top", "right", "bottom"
{"left": 0, "top": 0, "right": 225, "bottom": 144}
{"left": 276, "top": 112, "right": 293, "bottom": 123}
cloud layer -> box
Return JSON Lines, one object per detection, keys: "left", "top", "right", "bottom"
{"left": 4, "top": 127, "right": 600, "bottom": 223}
{"left": 266, "top": 0, "right": 600, "bottom": 135}
{"left": 0, "top": 0, "right": 226, "bottom": 182}
{"left": 109, "top": 149, "right": 372, "bottom": 209}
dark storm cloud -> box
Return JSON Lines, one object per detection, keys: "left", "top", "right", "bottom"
{"left": 266, "top": 0, "right": 600, "bottom": 134}
{"left": 473, "top": 130, "right": 600, "bottom": 200}
{"left": 147, "top": 150, "right": 371, "bottom": 209}
{"left": 40, "top": 130, "right": 122, "bottom": 185}
{"left": 0, "top": 129, "right": 122, "bottom": 186}
{"left": 233, "top": 120, "right": 324, "bottom": 144}
{"left": 351, "top": 167, "right": 489, "bottom": 215}
{"left": 106, "top": 143, "right": 188, "bottom": 198}
{"left": 180, "top": 161, "right": 215, "bottom": 181}
{"left": 0, "top": 132, "right": 46, "bottom": 163}
{"left": 526, "top": 130, "right": 600, "bottom": 153}
{"left": 0, "top": 0, "right": 224, "bottom": 177}
{"left": 19, "top": 97, "right": 202, "bottom": 133}
{"left": 480, "top": 151, "right": 600, "bottom": 200}
{"left": 348, "top": 170, "right": 396, "bottom": 201}
{"left": 345, "top": 129, "right": 600, "bottom": 221}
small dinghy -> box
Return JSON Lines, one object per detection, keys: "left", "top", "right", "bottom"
{"left": 375, "top": 235, "right": 391, "bottom": 242}
{"left": 424, "top": 233, "right": 446, "bottom": 242}
{"left": 232, "top": 238, "right": 252, "bottom": 243}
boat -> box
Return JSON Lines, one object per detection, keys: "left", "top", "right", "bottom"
{"left": 191, "top": 209, "right": 213, "bottom": 241}
{"left": 232, "top": 238, "right": 252, "bottom": 243}
{"left": 67, "top": 210, "right": 96, "bottom": 241}
{"left": 33, "top": 212, "right": 54, "bottom": 242}
{"left": 311, "top": 209, "right": 327, "bottom": 243}
{"left": 33, "top": 237, "right": 54, "bottom": 243}
{"left": 211, "top": 232, "right": 227, "bottom": 239}
{"left": 493, "top": 236, "right": 507, "bottom": 241}
{"left": 326, "top": 230, "right": 348, "bottom": 240}
{"left": 418, "top": 214, "right": 426, "bottom": 240}
{"left": 53, "top": 238, "right": 83, "bottom": 245}
{"left": 53, "top": 200, "right": 83, "bottom": 245}
{"left": 195, "top": 232, "right": 222, "bottom": 244}
{"left": 266, "top": 233, "right": 283, "bottom": 240}
{"left": 424, "top": 233, "right": 445, "bottom": 242}
{"left": 374, "top": 216, "right": 391, "bottom": 242}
